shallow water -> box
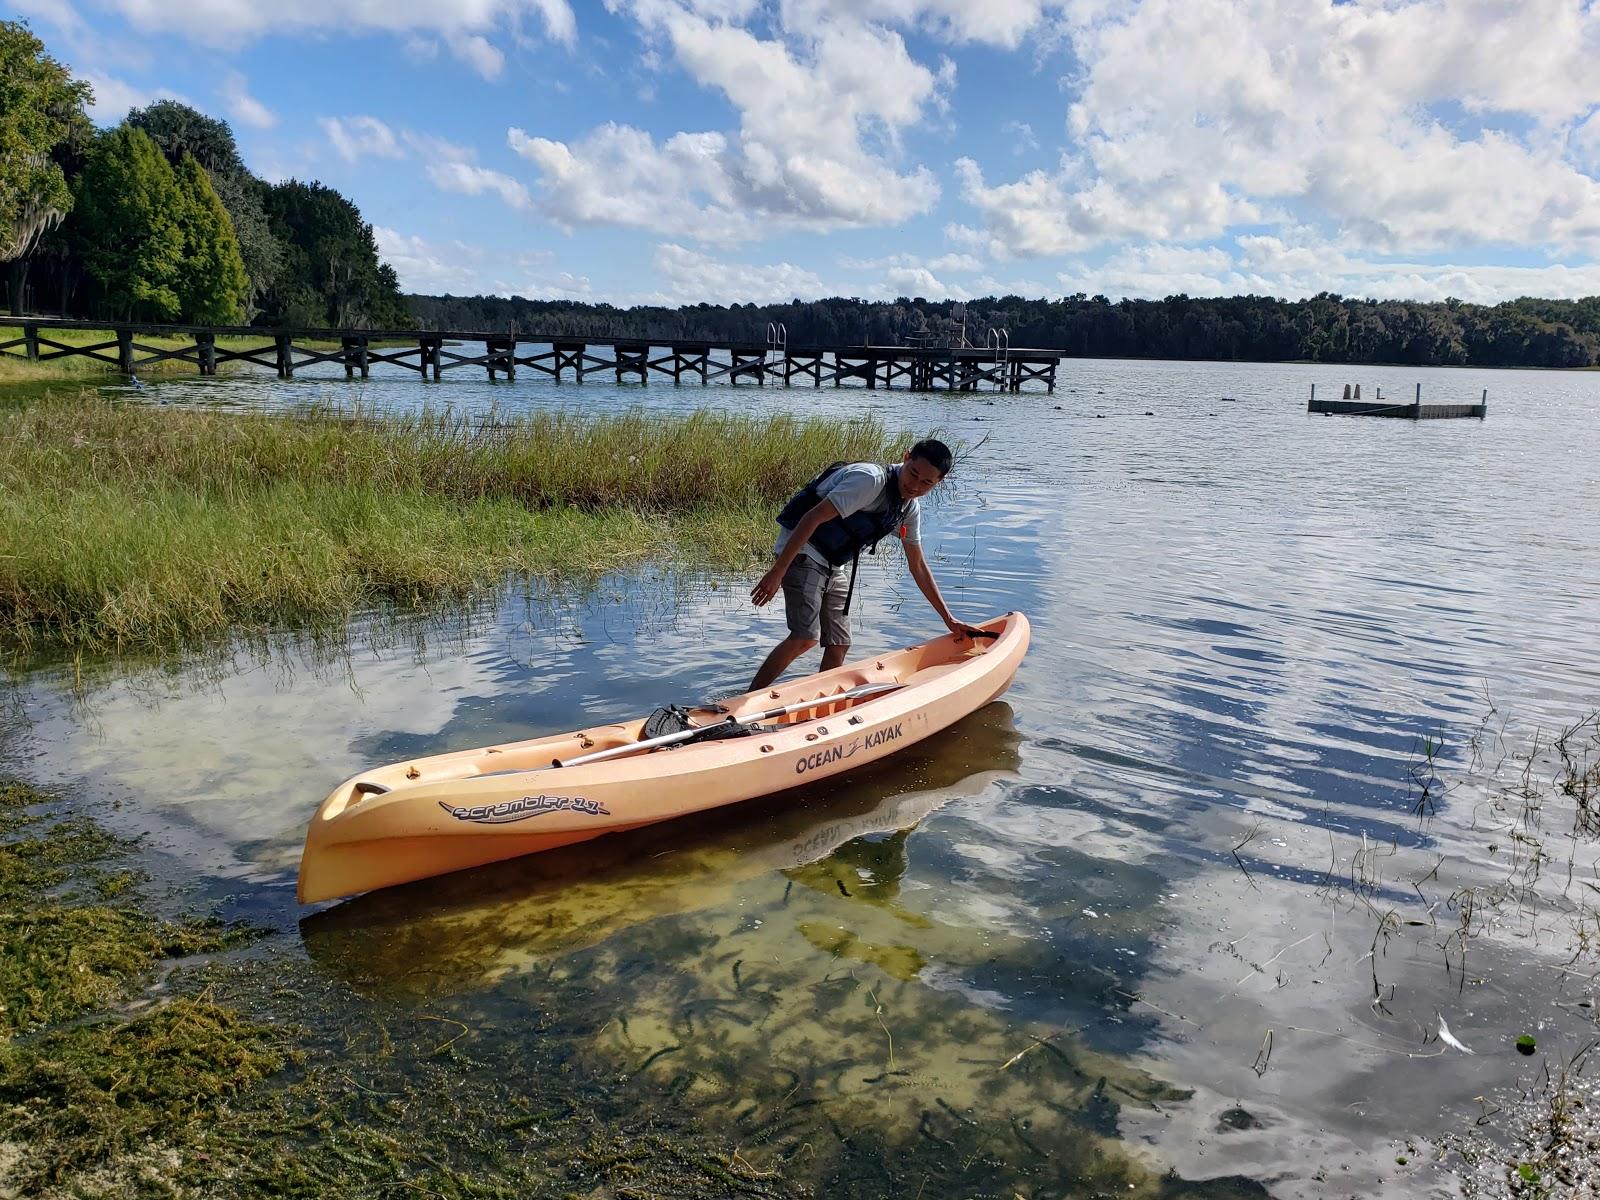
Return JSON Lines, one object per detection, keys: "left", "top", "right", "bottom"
{"left": 7, "top": 357, "right": 1600, "bottom": 1195}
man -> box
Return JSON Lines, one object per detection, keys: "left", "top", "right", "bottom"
{"left": 748, "top": 438, "right": 978, "bottom": 690}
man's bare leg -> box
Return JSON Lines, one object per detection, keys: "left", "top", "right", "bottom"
{"left": 750, "top": 636, "right": 817, "bottom": 692}
{"left": 820, "top": 644, "right": 849, "bottom": 671}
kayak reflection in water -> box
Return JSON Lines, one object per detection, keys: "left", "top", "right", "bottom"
{"left": 748, "top": 438, "right": 983, "bottom": 690}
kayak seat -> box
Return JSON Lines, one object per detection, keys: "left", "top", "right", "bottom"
{"left": 641, "top": 705, "right": 773, "bottom": 747}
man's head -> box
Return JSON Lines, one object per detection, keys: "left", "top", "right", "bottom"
{"left": 898, "top": 438, "right": 953, "bottom": 499}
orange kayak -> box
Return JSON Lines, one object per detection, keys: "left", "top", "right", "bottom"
{"left": 296, "top": 611, "right": 1030, "bottom": 904}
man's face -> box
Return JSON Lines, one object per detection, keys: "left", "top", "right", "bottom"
{"left": 898, "top": 453, "right": 945, "bottom": 499}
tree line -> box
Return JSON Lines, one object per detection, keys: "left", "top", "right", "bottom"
{"left": 408, "top": 292, "right": 1600, "bottom": 369}
{"left": 1, "top": 21, "right": 407, "bottom": 326}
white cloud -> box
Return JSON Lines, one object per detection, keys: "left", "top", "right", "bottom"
{"left": 509, "top": 123, "right": 754, "bottom": 238}
{"left": 401, "top": 132, "right": 479, "bottom": 163}
{"left": 840, "top": 252, "right": 982, "bottom": 272}
{"left": 218, "top": 70, "right": 276, "bottom": 129}
{"left": 884, "top": 265, "right": 969, "bottom": 299}
{"left": 426, "top": 161, "right": 534, "bottom": 210}
{"left": 957, "top": 0, "right": 1600, "bottom": 259}
{"left": 779, "top": 0, "right": 1054, "bottom": 49}
{"left": 448, "top": 34, "right": 506, "bottom": 79}
{"left": 319, "top": 116, "right": 404, "bottom": 162}
{"left": 81, "top": 71, "right": 184, "bottom": 124}
{"left": 1001, "top": 119, "right": 1039, "bottom": 153}
{"left": 102, "top": 0, "right": 577, "bottom": 47}
{"left": 1054, "top": 237, "right": 1600, "bottom": 304}
{"left": 1569, "top": 111, "right": 1600, "bottom": 174}
{"left": 510, "top": 3, "right": 947, "bottom": 236}
{"left": 651, "top": 243, "right": 825, "bottom": 304}
{"left": 374, "top": 227, "right": 592, "bottom": 298}
{"left": 527, "top": 0, "right": 578, "bottom": 43}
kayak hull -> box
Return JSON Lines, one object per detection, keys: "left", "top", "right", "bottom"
{"left": 297, "top": 611, "right": 1029, "bottom": 904}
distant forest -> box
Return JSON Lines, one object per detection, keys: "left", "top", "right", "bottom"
{"left": 407, "top": 292, "right": 1600, "bottom": 369}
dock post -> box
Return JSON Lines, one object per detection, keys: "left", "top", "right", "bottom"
{"left": 276, "top": 335, "right": 294, "bottom": 379}
{"left": 23, "top": 323, "right": 38, "bottom": 361}
{"left": 117, "top": 328, "right": 135, "bottom": 375}
{"left": 358, "top": 337, "right": 370, "bottom": 379}
{"left": 1414, "top": 382, "right": 1422, "bottom": 419}
{"left": 198, "top": 332, "right": 216, "bottom": 376}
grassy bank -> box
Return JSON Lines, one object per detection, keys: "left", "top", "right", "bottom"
{"left": 0, "top": 325, "right": 397, "bottom": 382}
{"left": 0, "top": 390, "right": 906, "bottom": 654}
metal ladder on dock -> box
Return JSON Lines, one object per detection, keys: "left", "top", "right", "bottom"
{"left": 765, "top": 321, "right": 787, "bottom": 381}
{"left": 984, "top": 326, "right": 1010, "bottom": 390}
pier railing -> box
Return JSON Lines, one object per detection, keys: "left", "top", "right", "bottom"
{"left": 0, "top": 318, "right": 1063, "bottom": 393}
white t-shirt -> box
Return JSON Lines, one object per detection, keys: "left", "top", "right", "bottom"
{"left": 774, "top": 462, "right": 923, "bottom": 567}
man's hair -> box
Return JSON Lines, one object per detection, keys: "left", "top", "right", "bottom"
{"left": 909, "top": 438, "right": 954, "bottom": 476}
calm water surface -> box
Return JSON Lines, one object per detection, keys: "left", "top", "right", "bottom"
{"left": 9, "top": 357, "right": 1600, "bottom": 1196}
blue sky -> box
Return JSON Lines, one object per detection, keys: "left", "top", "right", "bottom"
{"left": 11, "top": 0, "right": 1600, "bottom": 305}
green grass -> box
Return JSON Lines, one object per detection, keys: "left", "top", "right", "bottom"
{"left": 0, "top": 390, "right": 908, "bottom": 654}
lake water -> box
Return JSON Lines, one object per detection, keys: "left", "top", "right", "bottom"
{"left": 7, "top": 356, "right": 1600, "bottom": 1196}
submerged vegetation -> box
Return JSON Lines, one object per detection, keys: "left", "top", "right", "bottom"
{"left": 0, "top": 391, "right": 906, "bottom": 655}
{"left": 0, "top": 774, "right": 805, "bottom": 1198}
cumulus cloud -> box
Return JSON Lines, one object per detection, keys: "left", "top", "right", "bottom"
{"left": 780, "top": 0, "right": 1054, "bottom": 49}
{"left": 884, "top": 265, "right": 970, "bottom": 300}
{"left": 448, "top": 34, "right": 506, "bottom": 79}
{"left": 840, "top": 251, "right": 983, "bottom": 272}
{"left": 102, "top": 0, "right": 577, "bottom": 46}
{"left": 509, "top": 124, "right": 754, "bottom": 238}
{"left": 319, "top": 116, "right": 403, "bottom": 162}
{"left": 1055, "top": 238, "right": 1600, "bottom": 304}
{"left": 81, "top": 71, "right": 185, "bottom": 124}
{"left": 374, "top": 227, "right": 592, "bottom": 297}
{"left": 509, "top": 2, "right": 946, "bottom": 236}
{"left": 958, "top": 0, "right": 1600, "bottom": 259}
{"left": 651, "top": 243, "right": 825, "bottom": 304}
{"left": 218, "top": 70, "right": 276, "bottom": 129}
{"left": 426, "top": 161, "right": 533, "bottom": 210}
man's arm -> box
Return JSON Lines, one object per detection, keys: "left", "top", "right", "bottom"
{"left": 904, "top": 542, "right": 982, "bottom": 635}
{"left": 750, "top": 499, "right": 840, "bottom": 607}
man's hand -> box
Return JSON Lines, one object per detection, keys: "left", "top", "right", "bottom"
{"left": 751, "top": 566, "right": 784, "bottom": 607}
{"left": 945, "top": 616, "right": 990, "bottom": 640}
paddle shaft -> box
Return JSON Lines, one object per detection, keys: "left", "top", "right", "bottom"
{"left": 552, "top": 681, "right": 904, "bottom": 769}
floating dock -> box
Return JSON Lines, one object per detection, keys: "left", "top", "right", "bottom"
{"left": 1307, "top": 383, "right": 1486, "bottom": 419}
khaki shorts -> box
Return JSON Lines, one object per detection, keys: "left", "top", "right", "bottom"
{"left": 781, "top": 557, "right": 851, "bottom": 646}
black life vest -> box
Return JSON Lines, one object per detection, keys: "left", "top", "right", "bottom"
{"left": 776, "top": 462, "right": 908, "bottom": 567}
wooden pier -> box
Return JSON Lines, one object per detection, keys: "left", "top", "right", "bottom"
{"left": 0, "top": 318, "right": 1062, "bottom": 392}
{"left": 1307, "top": 383, "right": 1486, "bottom": 420}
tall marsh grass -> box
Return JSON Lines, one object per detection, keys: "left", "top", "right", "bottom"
{"left": 0, "top": 391, "right": 909, "bottom": 654}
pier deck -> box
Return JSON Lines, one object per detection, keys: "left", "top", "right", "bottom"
{"left": 0, "top": 319, "right": 1063, "bottom": 392}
